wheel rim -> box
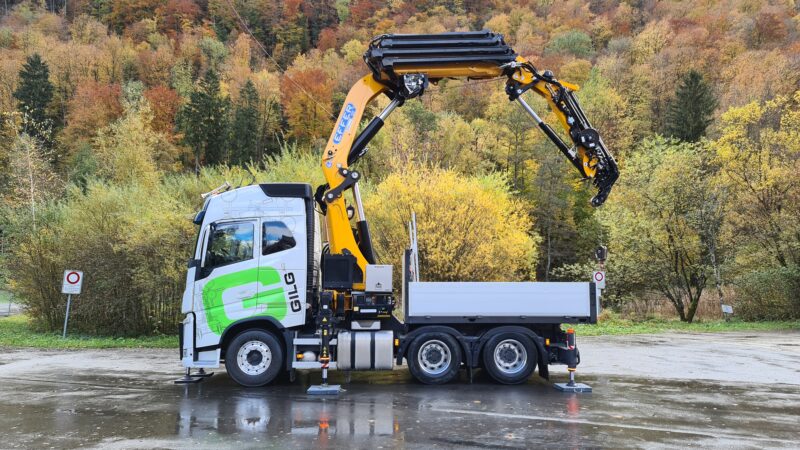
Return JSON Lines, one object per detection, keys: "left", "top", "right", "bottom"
{"left": 237, "top": 340, "right": 272, "bottom": 376}
{"left": 417, "top": 339, "right": 452, "bottom": 376}
{"left": 493, "top": 339, "right": 527, "bottom": 375}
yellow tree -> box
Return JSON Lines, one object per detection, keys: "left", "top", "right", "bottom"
{"left": 714, "top": 92, "right": 800, "bottom": 270}
{"left": 364, "top": 166, "right": 539, "bottom": 296}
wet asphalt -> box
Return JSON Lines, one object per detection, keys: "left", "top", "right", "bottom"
{"left": 0, "top": 331, "right": 798, "bottom": 449}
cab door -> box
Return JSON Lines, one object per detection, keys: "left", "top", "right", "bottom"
{"left": 193, "top": 219, "right": 260, "bottom": 347}
{"left": 258, "top": 214, "right": 307, "bottom": 328}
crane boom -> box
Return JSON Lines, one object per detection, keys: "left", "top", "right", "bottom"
{"left": 317, "top": 30, "right": 619, "bottom": 290}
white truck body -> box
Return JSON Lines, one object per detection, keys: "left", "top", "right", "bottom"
{"left": 179, "top": 183, "right": 600, "bottom": 388}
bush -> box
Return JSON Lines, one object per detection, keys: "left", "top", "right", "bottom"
{"left": 735, "top": 266, "right": 800, "bottom": 320}
{"left": 364, "top": 166, "right": 539, "bottom": 291}
{"left": 8, "top": 182, "right": 195, "bottom": 335}
{"left": 5, "top": 150, "right": 328, "bottom": 336}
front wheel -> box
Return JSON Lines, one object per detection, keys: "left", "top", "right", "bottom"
{"left": 225, "top": 330, "right": 284, "bottom": 387}
{"left": 482, "top": 333, "right": 537, "bottom": 384}
{"left": 408, "top": 332, "right": 462, "bottom": 384}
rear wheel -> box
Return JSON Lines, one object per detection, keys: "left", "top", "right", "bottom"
{"left": 408, "top": 332, "right": 462, "bottom": 384}
{"left": 482, "top": 333, "right": 536, "bottom": 384}
{"left": 225, "top": 330, "right": 284, "bottom": 387}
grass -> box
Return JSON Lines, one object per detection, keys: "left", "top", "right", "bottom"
{"left": 0, "top": 315, "right": 176, "bottom": 349}
{"left": 1, "top": 312, "right": 799, "bottom": 350}
{"left": 571, "top": 315, "right": 800, "bottom": 336}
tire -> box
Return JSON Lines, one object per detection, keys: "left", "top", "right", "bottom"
{"left": 225, "top": 329, "right": 284, "bottom": 387}
{"left": 482, "top": 332, "right": 537, "bottom": 385}
{"left": 407, "top": 332, "right": 462, "bottom": 385}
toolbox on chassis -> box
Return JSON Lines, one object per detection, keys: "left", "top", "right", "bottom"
{"left": 178, "top": 183, "right": 601, "bottom": 387}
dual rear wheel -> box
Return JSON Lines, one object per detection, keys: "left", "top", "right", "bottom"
{"left": 407, "top": 331, "right": 537, "bottom": 385}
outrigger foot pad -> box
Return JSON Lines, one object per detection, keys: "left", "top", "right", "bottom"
{"left": 173, "top": 369, "right": 213, "bottom": 384}
{"left": 554, "top": 382, "right": 592, "bottom": 393}
{"left": 307, "top": 384, "right": 342, "bottom": 395}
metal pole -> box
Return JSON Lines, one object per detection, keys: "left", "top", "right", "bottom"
{"left": 62, "top": 294, "right": 72, "bottom": 338}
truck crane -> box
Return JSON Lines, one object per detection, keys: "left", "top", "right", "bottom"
{"left": 177, "top": 31, "right": 618, "bottom": 392}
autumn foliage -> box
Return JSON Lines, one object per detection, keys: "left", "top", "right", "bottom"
{"left": 0, "top": 0, "right": 799, "bottom": 333}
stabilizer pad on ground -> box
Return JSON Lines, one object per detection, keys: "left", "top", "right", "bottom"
{"left": 307, "top": 384, "right": 342, "bottom": 395}
{"left": 174, "top": 375, "right": 204, "bottom": 384}
{"left": 554, "top": 382, "right": 592, "bottom": 393}
{"left": 173, "top": 371, "right": 213, "bottom": 384}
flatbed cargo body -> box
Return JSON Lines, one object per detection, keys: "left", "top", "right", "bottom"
{"left": 406, "top": 281, "right": 598, "bottom": 324}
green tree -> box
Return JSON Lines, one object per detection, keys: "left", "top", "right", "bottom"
{"left": 600, "top": 137, "right": 718, "bottom": 322}
{"left": 664, "top": 70, "right": 717, "bottom": 142}
{"left": 545, "top": 31, "right": 595, "bottom": 58}
{"left": 230, "top": 80, "right": 260, "bottom": 165}
{"left": 179, "top": 70, "right": 230, "bottom": 171}
{"left": 13, "top": 54, "right": 54, "bottom": 143}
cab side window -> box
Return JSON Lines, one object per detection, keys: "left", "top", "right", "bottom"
{"left": 206, "top": 222, "right": 254, "bottom": 269}
{"left": 263, "top": 221, "right": 296, "bottom": 255}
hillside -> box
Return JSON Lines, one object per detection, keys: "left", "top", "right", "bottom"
{"left": 0, "top": 0, "right": 799, "bottom": 334}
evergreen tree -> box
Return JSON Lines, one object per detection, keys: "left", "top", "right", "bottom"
{"left": 179, "top": 70, "right": 230, "bottom": 171}
{"left": 230, "top": 80, "right": 261, "bottom": 165}
{"left": 13, "top": 53, "right": 54, "bottom": 143}
{"left": 664, "top": 70, "right": 717, "bottom": 142}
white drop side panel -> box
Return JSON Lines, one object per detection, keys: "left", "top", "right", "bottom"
{"left": 407, "top": 282, "right": 591, "bottom": 318}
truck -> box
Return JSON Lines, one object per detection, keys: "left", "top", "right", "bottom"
{"left": 177, "top": 31, "right": 618, "bottom": 391}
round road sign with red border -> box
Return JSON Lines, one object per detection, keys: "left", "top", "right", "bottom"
{"left": 594, "top": 272, "right": 604, "bottom": 282}
{"left": 62, "top": 270, "right": 84, "bottom": 294}
{"left": 66, "top": 271, "right": 81, "bottom": 284}
{"left": 592, "top": 270, "right": 606, "bottom": 289}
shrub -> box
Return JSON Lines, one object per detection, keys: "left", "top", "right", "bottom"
{"left": 735, "top": 266, "right": 800, "bottom": 320}
{"left": 8, "top": 182, "right": 195, "bottom": 335}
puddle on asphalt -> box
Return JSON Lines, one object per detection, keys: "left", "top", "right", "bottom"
{"left": 1, "top": 370, "right": 799, "bottom": 449}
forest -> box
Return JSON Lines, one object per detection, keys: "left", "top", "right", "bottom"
{"left": 0, "top": 0, "right": 798, "bottom": 335}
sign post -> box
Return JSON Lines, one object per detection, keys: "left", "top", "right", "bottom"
{"left": 61, "top": 270, "right": 83, "bottom": 338}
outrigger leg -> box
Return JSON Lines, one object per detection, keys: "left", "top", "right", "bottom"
{"left": 554, "top": 328, "right": 592, "bottom": 393}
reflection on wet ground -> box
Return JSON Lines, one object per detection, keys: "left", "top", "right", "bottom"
{"left": 1, "top": 331, "right": 799, "bottom": 449}
{"left": 1, "top": 368, "right": 799, "bottom": 449}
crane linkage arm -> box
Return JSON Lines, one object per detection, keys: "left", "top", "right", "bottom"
{"left": 318, "top": 30, "right": 619, "bottom": 291}
{"left": 363, "top": 30, "right": 619, "bottom": 206}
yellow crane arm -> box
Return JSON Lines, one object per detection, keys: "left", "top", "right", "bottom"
{"left": 317, "top": 31, "right": 619, "bottom": 291}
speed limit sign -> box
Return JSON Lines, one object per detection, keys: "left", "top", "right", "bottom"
{"left": 62, "top": 270, "right": 84, "bottom": 295}
{"left": 592, "top": 271, "right": 606, "bottom": 289}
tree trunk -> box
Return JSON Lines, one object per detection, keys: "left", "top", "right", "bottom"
{"left": 709, "top": 245, "right": 726, "bottom": 321}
